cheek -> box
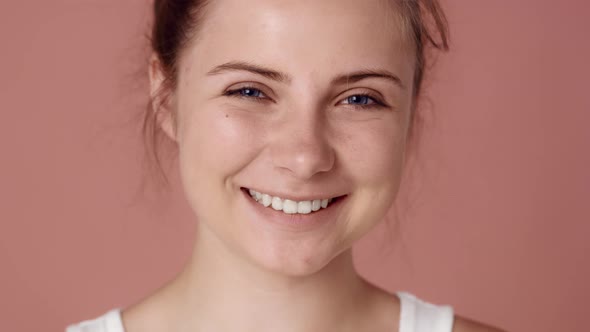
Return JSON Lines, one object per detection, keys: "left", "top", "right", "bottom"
{"left": 175, "top": 104, "right": 271, "bottom": 232}
{"left": 178, "top": 106, "right": 266, "bottom": 175}
{"left": 337, "top": 119, "right": 407, "bottom": 186}
{"left": 335, "top": 119, "right": 407, "bottom": 233}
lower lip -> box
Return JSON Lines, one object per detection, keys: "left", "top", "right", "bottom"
{"left": 240, "top": 188, "right": 347, "bottom": 232}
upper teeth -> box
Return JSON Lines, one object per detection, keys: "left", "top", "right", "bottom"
{"left": 248, "top": 189, "right": 333, "bottom": 214}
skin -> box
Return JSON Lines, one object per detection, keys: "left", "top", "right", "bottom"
{"left": 123, "top": 0, "right": 506, "bottom": 331}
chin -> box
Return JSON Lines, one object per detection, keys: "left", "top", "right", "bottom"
{"left": 240, "top": 234, "right": 350, "bottom": 278}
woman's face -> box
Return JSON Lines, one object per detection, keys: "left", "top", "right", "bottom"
{"left": 155, "top": 0, "right": 415, "bottom": 276}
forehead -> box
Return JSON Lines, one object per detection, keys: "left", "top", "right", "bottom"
{"left": 182, "top": 0, "right": 414, "bottom": 83}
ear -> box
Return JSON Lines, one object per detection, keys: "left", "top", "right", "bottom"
{"left": 148, "top": 53, "right": 177, "bottom": 142}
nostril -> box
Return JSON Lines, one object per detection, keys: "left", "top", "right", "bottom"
{"left": 268, "top": 135, "right": 336, "bottom": 181}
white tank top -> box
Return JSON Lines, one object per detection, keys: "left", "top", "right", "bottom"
{"left": 66, "top": 291, "right": 454, "bottom": 332}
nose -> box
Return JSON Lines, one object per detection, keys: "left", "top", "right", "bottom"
{"left": 269, "top": 110, "right": 335, "bottom": 180}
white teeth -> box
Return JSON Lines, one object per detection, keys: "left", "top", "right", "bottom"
{"left": 283, "top": 199, "right": 298, "bottom": 214}
{"left": 247, "top": 189, "right": 336, "bottom": 215}
{"left": 261, "top": 194, "right": 272, "bottom": 207}
{"left": 311, "top": 200, "right": 321, "bottom": 211}
{"left": 297, "top": 201, "right": 312, "bottom": 214}
{"left": 271, "top": 196, "right": 283, "bottom": 210}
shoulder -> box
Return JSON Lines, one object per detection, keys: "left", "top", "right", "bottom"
{"left": 452, "top": 315, "right": 507, "bottom": 332}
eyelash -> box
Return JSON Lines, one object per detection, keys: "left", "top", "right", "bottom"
{"left": 223, "top": 86, "right": 387, "bottom": 110}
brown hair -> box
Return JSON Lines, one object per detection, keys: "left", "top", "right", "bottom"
{"left": 144, "top": 0, "right": 449, "bottom": 184}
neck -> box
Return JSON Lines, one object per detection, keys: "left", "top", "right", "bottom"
{"left": 170, "top": 224, "right": 372, "bottom": 332}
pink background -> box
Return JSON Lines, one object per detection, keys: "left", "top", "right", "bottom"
{"left": 1, "top": 1, "right": 589, "bottom": 331}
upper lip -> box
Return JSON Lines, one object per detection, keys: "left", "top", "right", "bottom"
{"left": 242, "top": 187, "right": 347, "bottom": 201}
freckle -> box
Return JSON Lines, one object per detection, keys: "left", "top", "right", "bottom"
{"left": 225, "top": 114, "right": 229, "bottom": 118}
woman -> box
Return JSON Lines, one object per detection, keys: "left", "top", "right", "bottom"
{"left": 68, "top": 0, "right": 504, "bottom": 331}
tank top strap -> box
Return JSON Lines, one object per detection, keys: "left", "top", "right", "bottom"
{"left": 65, "top": 308, "right": 124, "bottom": 332}
{"left": 396, "top": 291, "right": 454, "bottom": 332}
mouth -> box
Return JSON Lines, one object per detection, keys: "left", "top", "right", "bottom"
{"left": 240, "top": 187, "right": 346, "bottom": 215}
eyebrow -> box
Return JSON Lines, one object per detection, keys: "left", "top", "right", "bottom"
{"left": 207, "top": 61, "right": 405, "bottom": 89}
{"left": 331, "top": 69, "right": 406, "bottom": 90}
{"left": 207, "top": 61, "right": 291, "bottom": 83}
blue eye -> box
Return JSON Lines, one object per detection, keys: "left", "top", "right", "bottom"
{"left": 225, "top": 87, "right": 267, "bottom": 100}
{"left": 239, "top": 88, "right": 263, "bottom": 97}
{"left": 340, "top": 94, "right": 388, "bottom": 110}
{"left": 345, "top": 95, "right": 376, "bottom": 105}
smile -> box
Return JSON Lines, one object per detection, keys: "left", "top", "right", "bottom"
{"left": 244, "top": 188, "right": 339, "bottom": 215}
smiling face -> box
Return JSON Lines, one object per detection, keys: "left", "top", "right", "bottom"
{"left": 152, "top": 0, "right": 416, "bottom": 276}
